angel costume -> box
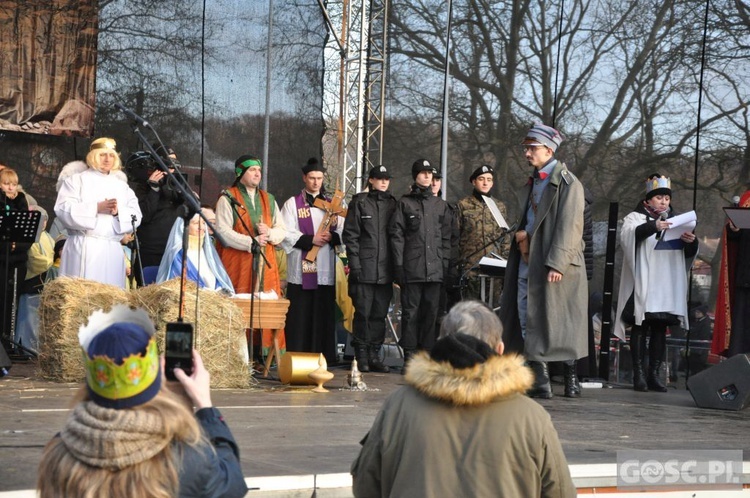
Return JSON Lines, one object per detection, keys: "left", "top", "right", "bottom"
{"left": 54, "top": 164, "right": 141, "bottom": 288}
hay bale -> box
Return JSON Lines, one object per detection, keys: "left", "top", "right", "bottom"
{"left": 133, "top": 279, "right": 249, "bottom": 389}
{"left": 37, "top": 277, "right": 250, "bottom": 389}
{"left": 38, "top": 277, "right": 130, "bottom": 382}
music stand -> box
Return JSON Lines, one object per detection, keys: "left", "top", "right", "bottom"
{"left": 723, "top": 207, "right": 750, "bottom": 229}
{"left": 1, "top": 210, "right": 41, "bottom": 357}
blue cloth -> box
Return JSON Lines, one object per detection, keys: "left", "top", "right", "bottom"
{"left": 156, "top": 218, "right": 234, "bottom": 293}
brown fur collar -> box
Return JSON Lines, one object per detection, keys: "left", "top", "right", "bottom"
{"left": 404, "top": 352, "right": 534, "bottom": 406}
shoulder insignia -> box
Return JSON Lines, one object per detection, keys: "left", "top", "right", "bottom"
{"left": 560, "top": 168, "right": 574, "bottom": 185}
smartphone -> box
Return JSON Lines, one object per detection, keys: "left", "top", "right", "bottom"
{"left": 165, "top": 321, "right": 194, "bottom": 381}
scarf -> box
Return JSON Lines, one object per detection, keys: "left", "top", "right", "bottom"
{"left": 218, "top": 185, "right": 279, "bottom": 293}
{"left": 60, "top": 401, "right": 171, "bottom": 470}
{"left": 295, "top": 190, "right": 330, "bottom": 290}
{"left": 642, "top": 200, "right": 669, "bottom": 219}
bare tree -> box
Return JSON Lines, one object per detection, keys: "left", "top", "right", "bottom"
{"left": 384, "top": 0, "right": 750, "bottom": 227}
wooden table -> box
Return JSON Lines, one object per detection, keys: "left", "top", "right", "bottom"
{"left": 232, "top": 298, "right": 290, "bottom": 377}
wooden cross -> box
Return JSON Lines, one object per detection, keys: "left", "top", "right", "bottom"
{"left": 305, "top": 186, "right": 347, "bottom": 262}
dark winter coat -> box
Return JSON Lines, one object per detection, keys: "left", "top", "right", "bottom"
{"left": 389, "top": 185, "right": 452, "bottom": 284}
{"left": 343, "top": 189, "right": 397, "bottom": 284}
{"left": 130, "top": 180, "right": 183, "bottom": 267}
{"left": 177, "top": 407, "right": 248, "bottom": 498}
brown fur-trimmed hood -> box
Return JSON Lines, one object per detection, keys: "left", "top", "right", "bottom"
{"left": 404, "top": 351, "right": 534, "bottom": 406}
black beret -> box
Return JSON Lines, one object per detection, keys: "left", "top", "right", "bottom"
{"left": 470, "top": 165, "right": 494, "bottom": 182}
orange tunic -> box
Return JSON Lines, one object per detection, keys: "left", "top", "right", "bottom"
{"left": 217, "top": 186, "right": 286, "bottom": 355}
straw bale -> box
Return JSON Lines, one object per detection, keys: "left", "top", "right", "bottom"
{"left": 133, "top": 279, "right": 250, "bottom": 388}
{"left": 37, "top": 277, "right": 250, "bottom": 389}
{"left": 37, "top": 277, "right": 131, "bottom": 382}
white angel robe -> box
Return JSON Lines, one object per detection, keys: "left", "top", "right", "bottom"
{"left": 54, "top": 169, "right": 142, "bottom": 288}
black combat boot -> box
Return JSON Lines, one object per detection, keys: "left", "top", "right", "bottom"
{"left": 355, "top": 343, "right": 370, "bottom": 373}
{"left": 368, "top": 345, "right": 390, "bottom": 373}
{"left": 563, "top": 360, "right": 581, "bottom": 398}
{"left": 527, "top": 361, "right": 553, "bottom": 399}
{"left": 647, "top": 330, "right": 668, "bottom": 392}
{"left": 630, "top": 327, "right": 648, "bottom": 392}
{"left": 401, "top": 349, "right": 415, "bottom": 375}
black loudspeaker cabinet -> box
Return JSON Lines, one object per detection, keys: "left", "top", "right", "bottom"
{"left": 687, "top": 354, "right": 750, "bottom": 411}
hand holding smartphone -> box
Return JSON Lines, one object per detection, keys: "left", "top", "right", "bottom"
{"left": 165, "top": 321, "right": 194, "bottom": 381}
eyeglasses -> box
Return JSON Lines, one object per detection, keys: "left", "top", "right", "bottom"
{"left": 522, "top": 145, "right": 548, "bottom": 153}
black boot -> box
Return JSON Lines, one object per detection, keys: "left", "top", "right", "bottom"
{"left": 401, "top": 350, "right": 415, "bottom": 375}
{"left": 630, "top": 327, "right": 648, "bottom": 392}
{"left": 563, "top": 360, "right": 581, "bottom": 398}
{"left": 368, "top": 345, "right": 390, "bottom": 373}
{"left": 647, "top": 330, "right": 668, "bottom": 392}
{"left": 527, "top": 361, "right": 553, "bottom": 399}
{"left": 355, "top": 343, "right": 370, "bottom": 373}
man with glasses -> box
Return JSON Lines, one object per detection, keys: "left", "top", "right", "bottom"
{"left": 498, "top": 124, "right": 588, "bottom": 399}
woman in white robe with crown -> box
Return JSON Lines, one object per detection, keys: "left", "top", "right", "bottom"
{"left": 614, "top": 174, "right": 698, "bottom": 393}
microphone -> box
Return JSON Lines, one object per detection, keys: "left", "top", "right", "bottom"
{"left": 114, "top": 103, "right": 149, "bottom": 128}
{"left": 221, "top": 190, "right": 245, "bottom": 210}
{"left": 656, "top": 211, "right": 668, "bottom": 240}
{"left": 732, "top": 195, "right": 741, "bottom": 207}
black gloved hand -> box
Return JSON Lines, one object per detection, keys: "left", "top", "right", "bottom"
{"left": 348, "top": 268, "right": 361, "bottom": 285}
{"left": 393, "top": 266, "right": 405, "bottom": 287}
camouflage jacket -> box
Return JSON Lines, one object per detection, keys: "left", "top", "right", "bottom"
{"left": 456, "top": 193, "right": 511, "bottom": 271}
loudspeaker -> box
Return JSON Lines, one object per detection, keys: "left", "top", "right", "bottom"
{"left": 687, "top": 354, "right": 750, "bottom": 411}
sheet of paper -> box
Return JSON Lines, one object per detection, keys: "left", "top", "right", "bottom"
{"left": 479, "top": 256, "right": 507, "bottom": 268}
{"left": 723, "top": 207, "right": 750, "bottom": 229}
{"left": 662, "top": 210, "right": 697, "bottom": 241}
{"left": 482, "top": 195, "right": 509, "bottom": 230}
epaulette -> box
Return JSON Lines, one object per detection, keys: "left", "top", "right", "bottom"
{"left": 560, "top": 167, "right": 575, "bottom": 185}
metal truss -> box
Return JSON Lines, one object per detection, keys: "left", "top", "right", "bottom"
{"left": 318, "top": 0, "right": 388, "bottom": 196}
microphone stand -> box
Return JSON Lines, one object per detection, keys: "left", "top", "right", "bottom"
{"left": 176, "top": 204, "right": 197, "bottom": 321}
{"left": 116, "top": 104, "right": 229, "bottom": 333}
{"left": 455, "top": 231, "right": 510, "bottom": 296}
{"left": 223, "top": 192, "right": 271, "bottom": 372}
{"left": 129, "top": 214, "right": 144, "bottom": 287}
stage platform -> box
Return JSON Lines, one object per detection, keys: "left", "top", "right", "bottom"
{"left": 1, "top": 359, "right": 748, "bottom": 497}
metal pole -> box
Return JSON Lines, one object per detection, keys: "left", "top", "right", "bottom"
{"left": 262, "top": 0, "right": 274, "bottom": 190}
{"left": 439, "top": 0, "right": 453, "bottom": 200}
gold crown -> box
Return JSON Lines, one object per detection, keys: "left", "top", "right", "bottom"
{"left": 646, "top": 176, "right": 670, "bottom": 194}
{"left": 79, "top": 305, "right": 160, "bottom": 402}
{"left": 83, "top": 338, "right": 160, "bottom": 401}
